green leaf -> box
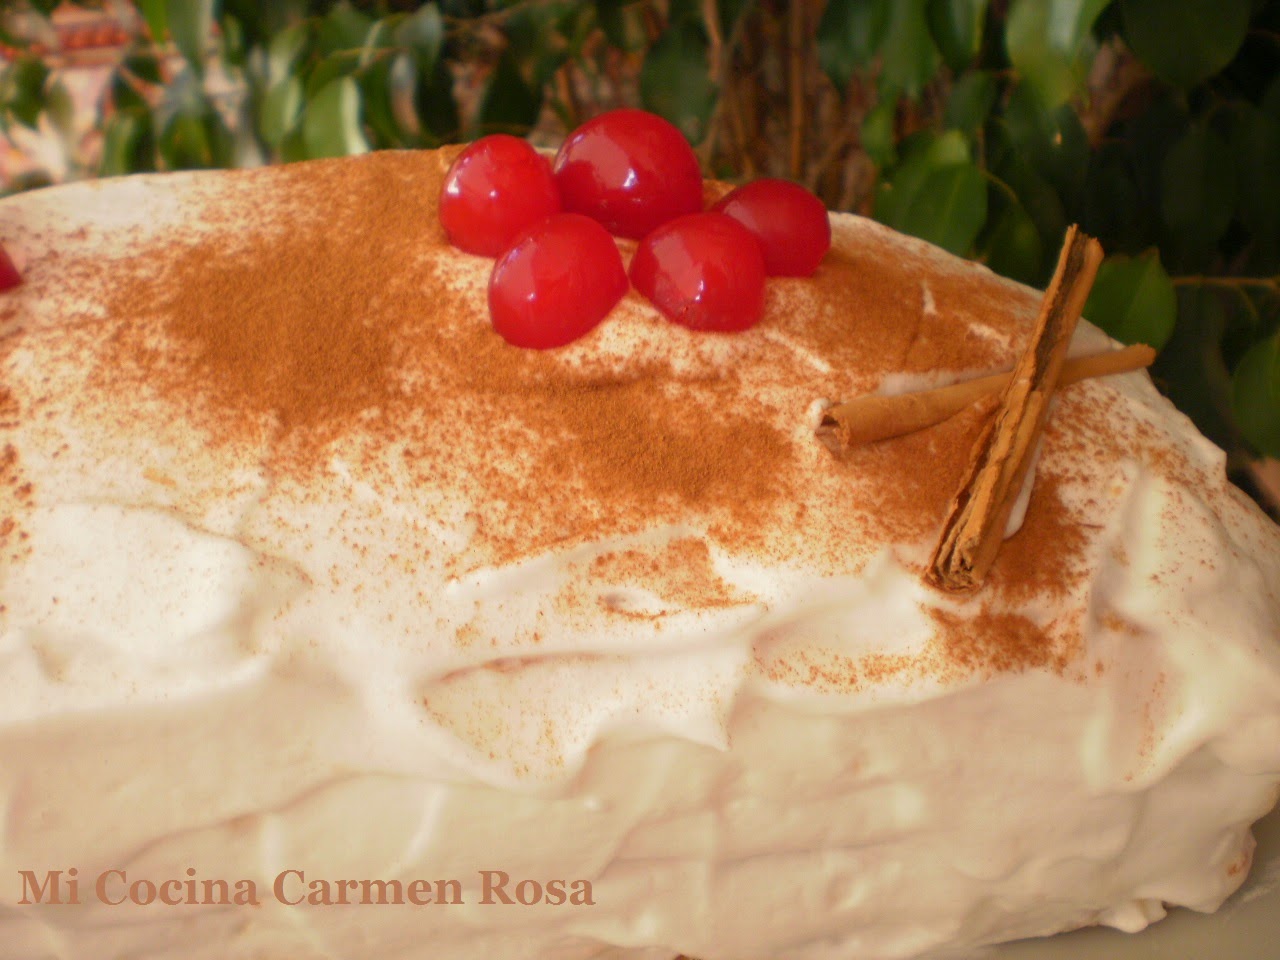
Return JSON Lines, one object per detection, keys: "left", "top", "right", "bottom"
{"left": 1263, "top": 74, "right": 1280, "bottom": 122}
{"left": 1002, "top": 85, "right": 1088, "bottom": 210}
{"left": 640, "top": 20, "right": 717, "bottom": 143}
{"left": 1083, "top": 250, "right": 1177, "bottom": 349}
{"left": 1123, "top": 93, "right": 1188, "bottom": 224}
{"left": 167, "top": 0, "right": 214, "bottom": 77}
{"left": 666, "top": 0, "right": 703, "bottom": 23}
{"left": 159, "top": 97, "right": 234, "bottom": 170}
{"left": 220, "top": 13, "right": 246, "bottom": 68}
{"left": 221, "top": 0, "right": 309, "bottom": 47}
{"left": 1227, "top": 104, "right": 1280, "bottom": 244}
{"left": 126, "top": 51, "right": 164, "bottom": 86}
{"left": 906, "top": 128, "right": 973, "bottom": 166}
{"left": 302, "top": 76, "right": 369, "bottom": 159}
{"left": 1152, "top": 288, "right": 1238, "bottom": 451}
{"left": 305, "top": 53, "right": 360, "bottom": 99}
{"left": 987, "top": 131, "right": 1067, "bottom": 268}
{"left": 200, "top": 111, "right": 235, "bottom": 167}
{"left": 157, "top": 68, "right": 235, "bottom": 170}
{"left": 279, "top": 127, "right": 309, "bottom": 164}
{"left": 110, "top": 53, "right": 162, "bottom": 113}
{"left": 1005, "top": 0, "right": 1109, "bottom": 107}
{"left": 532, "top": 46, "right": 571, "bottom": 93}
{"left": 501, "top": 2, "right": 571, "bottom": 89}
{"left": 1, "top": 56, "right": 49, "bottom": 129}
{"left": 861, "top": 97, "right": 898, "bottom": 168}
{"left": 944, "top": 69, "right": 996, "bottom": 133}
{"left": 717, "top": 0, "right": 754, "bottom": 36}
{"left": 317, "top": 0, "right": 374, "bottom": 55}
{"left": 817, "top": 0, "right": 891, "bottom": 91}
{"left": 596, "top": 0, "right": 648, "bottom": 51}
{"left": 557, "top": 2, "right": 598, "bottom": 60}
{"left": 879, "top": 0, "right": 941, "bottom": 97}
{"left": 108, "top": 75, "right": 142, "bottom": 116}
{"left": 1159, "top": 123, "right": 1236, "bottom": 247}
{"left": 395, "top": 2, "right": 444, "bottom": 74}
{"left": 1082, "top": 142, "right": 1150, "bottom": 253}
{"left": 136, "top": 0, "right": 168, "bottom": 42}
{"left": 982, "top": 196, "right": 1044, "bottom": 285}
{"left": 230, "top": 95, "right": 263, "bottom": 168}
{"left": 1119, "top": 0, "right": 1250, "bottom": 89}
{"left": 1232, "top": 333, "right": 1280, "bottom": 457}
{"left": 475, "top": 52, "right": 542, "bottom": 136}
{"left": 99, "top": 109, "right": 156, "bottom": 176}
{"left": 439, "top": 0, "right": 484, "bottom": 16}
{"left": 414, "top": 57, "right": 460, "bottom": 143}
{"left": 267, "top": 23, "right": 310, "bottom": 86}
{"left": 357, "top": 20, "right": 392, "bottom": 69}
{"left": 875, "top": 129, "right": 972, "bottom": 226}
{"left": 44, "top": 78, "right": 73, "bottom": 137}
{"left": 259, "top": 76, "right": 303, "bottom": 149}
{"left": 878, "top": 135, "right": 987, "bottom": 256}
{"left": 899, "top": 163, "right": 988, "bottom": 255}
{"left": 926, "top": 0, "right": 988, "bottom": 70}
{"left": 358, "top": 54, "right": 403, "bottom": 148}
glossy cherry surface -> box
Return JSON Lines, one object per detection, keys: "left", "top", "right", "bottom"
{"left": 439, "top": 135, "right": 561, "bottom": 256}
{"left": 489, "top": 213, "right": 628, "bottom": 349}
{"left": 552, "top": 109, "right": 703, "bottom": 239}
{"left": 629, "top": 212, "right": 765, "bottom": 332}
{"left": 0, "top": 246, "right": 21, "bottom": 292}
{"left": 712, "top": 178, "right": 831, "bottom": 277}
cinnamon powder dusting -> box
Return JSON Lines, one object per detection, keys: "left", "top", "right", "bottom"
{"left": 582, "top": 537, "right": 749, "bottom": 616}
{"left": 791, "top": 239, "right": 1029, "bottom": 389}
{"left": 929, "top": 607, "right": 1073, "bottom": 675}
{"left": 835, "top": 397, "right": 996, "bottom": 544}
{"left": 984, "top": 472, "right": 1088, "bottom": 603}
{"left": 89, "top": 151, "right": 795, "bottom": 566}
{"left": 10, "top": 149, "right": 1136, "bottom": 684}
{"left": 0, "top": 384, "right": 32, "bottom": 566}
{"left": 0, "top": 443, "right": 27, "bottom": 554}
{"left": 98, "top": 154, "right": 448, "bottom": 451}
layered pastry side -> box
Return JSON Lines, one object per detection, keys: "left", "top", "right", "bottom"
{"left": 1, "top": 149, "right": 1279, "bottom": 960}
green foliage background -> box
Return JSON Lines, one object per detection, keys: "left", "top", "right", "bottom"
{"left": 3, "top": 0, "right": 1279, "bottom": 485}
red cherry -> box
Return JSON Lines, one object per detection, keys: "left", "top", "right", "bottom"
{"left": 0, "top": 245, "right": 20, "bottom": 292}
{"left": 439, "top": 135, "right": 561, "bottom": 256}
{"left": 489, "top": 213, "right": 627, "bottom": 349}
{"left": 712, "top": 179, "right": 831, "bottom": 277}
{"left": 629, "top": 212, "right": 765, "bottom": 333}
{"left": 552, "top": 109, "right": 703, "bottom": 240}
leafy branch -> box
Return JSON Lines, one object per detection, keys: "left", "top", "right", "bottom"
{"left": 1, "top": 0, "right": 1278, "bottom": 476}
{"left": 1173, "top": 276, "right": 1280, "bottom": 294}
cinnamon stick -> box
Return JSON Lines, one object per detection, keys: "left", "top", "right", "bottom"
{"left": 925, "top": 225, "right": 1105, "bottom": 593}
{"left": 816, "top": 343, "right": 1154, "bottom": 455}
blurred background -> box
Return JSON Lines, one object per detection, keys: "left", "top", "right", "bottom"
{"left": 1, "top": 0, "right": 1277, "bottom": 512}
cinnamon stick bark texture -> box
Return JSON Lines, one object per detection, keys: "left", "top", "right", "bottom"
{"left": 925, "top": 226, "right": 1105, "bottom": 593}
{"left": 816, "top": 344, "right": 1154, "bottom": 455}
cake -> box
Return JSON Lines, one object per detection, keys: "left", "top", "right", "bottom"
{"left": 2, "top": 147, "right": 1279, "bottom": 960}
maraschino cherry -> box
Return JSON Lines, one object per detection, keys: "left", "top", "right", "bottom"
{"left": 489, "top": 213, "right": 627, "bottom": 349}
{"left": 439, "top": 135, "right": 561, "bottom": 256}
{"left": 552, "top": 109, "right": 702, "bottom": 240}
{"left": 629, "top": 212, "right": 765, "bottom": 332}
{"left": 712, "top": 178, "right": 830, "bottom": 277}
{"left": 0, "top": 245, "right": 21, "bottom": 292}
